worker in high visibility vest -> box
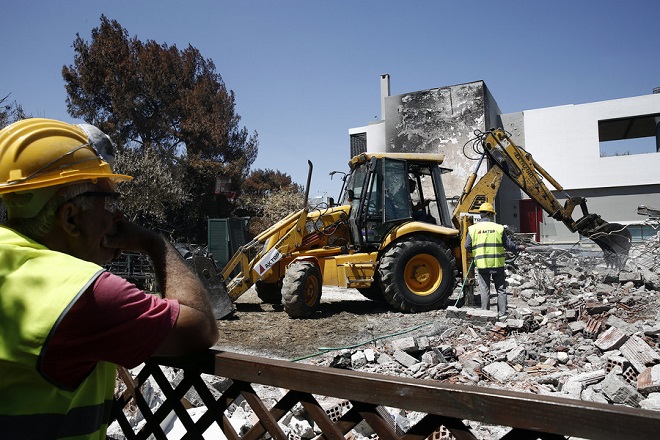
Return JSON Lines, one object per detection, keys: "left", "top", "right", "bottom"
{"left": 464, "top": 202, "right": 525, "bottom": 320}
{"left": 0, "top": 119, "right": 219, "bottom": 439}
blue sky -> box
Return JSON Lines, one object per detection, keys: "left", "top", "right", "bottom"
{"left": 2, "top": 1, "right": 659, "bottom": 199}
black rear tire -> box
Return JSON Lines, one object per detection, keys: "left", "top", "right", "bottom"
{"left": 356, "top": 272, "right": 385, "bottom": 301}
{"left": 357, "top": 285, "right": 385, "bottom": 301}
{"left": 379, "top": 235, "right": 456, "bottom": 313}
{"left": 255, "top": 280, "right": 283, "bottom": 304}
{"left": 281, "top": 261, "right": 322, "bottom": 318}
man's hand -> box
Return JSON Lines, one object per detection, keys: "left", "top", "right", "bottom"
{"left": 103, "top": 216, "right": 160, "bottom": 256}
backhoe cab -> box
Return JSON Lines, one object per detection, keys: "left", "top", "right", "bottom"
{"left": 342, "top": 153, "right": 455, "bottom": 249}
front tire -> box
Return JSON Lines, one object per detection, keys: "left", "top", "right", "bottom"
{"left": 379, "top": 235, "right": 456, "bottom": 313}
{"left": 281, "top": 261, "right": 322, "bottom": 318}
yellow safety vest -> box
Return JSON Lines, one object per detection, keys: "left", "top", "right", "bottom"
{"left": 467, "top": 221, "right": 506, "bottom": 269}
{"left": 0, "top": 226, "right": 116, "bottom": 439}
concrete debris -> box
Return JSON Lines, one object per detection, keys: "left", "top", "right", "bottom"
{"left": 109, "top": 238, "right": 660, "bottom": 439}
{"left": 638, "top": 365, "right": 660, "bottom": 394}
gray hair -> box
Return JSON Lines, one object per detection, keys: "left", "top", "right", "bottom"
{"left": 7, "top": 182, "right": 97, "bottom": 241}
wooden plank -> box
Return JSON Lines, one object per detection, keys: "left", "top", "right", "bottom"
{"left": 205, "top": 350, "right": 660, "bottom": 440}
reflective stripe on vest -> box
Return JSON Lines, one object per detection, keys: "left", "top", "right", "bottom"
{"left": 0, "top": 397, "right": 114, "bottom": 439}
{"left": 0, "top": 226, "right": 116, "bottom": 439}
{"left": 468, "top": 221, "right": 506, "bottom": 269}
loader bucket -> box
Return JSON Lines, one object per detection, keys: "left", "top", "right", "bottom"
{"left": 192, "top": 255, "right": 235, "bottom": 319}
{"left": 587, "top": 222, "right": 632, "bottom": 269}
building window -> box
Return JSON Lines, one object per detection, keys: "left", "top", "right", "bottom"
{"left": 599, "top": 113, "right": 660, "bottom": 157}
{"left": 350, "top": 132, "right": 367, "bottom": 158}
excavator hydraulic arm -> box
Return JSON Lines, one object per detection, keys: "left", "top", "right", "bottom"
{"left": 480, "top": 129, "right": 631, "bottom": 263}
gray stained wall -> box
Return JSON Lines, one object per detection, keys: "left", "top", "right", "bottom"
{"left": 383, "top": 80, "right": 501, "bottom": 202}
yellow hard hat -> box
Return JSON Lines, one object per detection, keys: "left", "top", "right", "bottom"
{"left": 0, "top": 118, "right": 132, "bottom": 193}
{"left": 479, "top": 202, "right": 496, "bottom": 214}
{"left": 0, "top": 118, "right": 132, "bottom": 217}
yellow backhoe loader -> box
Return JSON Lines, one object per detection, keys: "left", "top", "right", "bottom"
{"left": 213, "top": 128, "right": 631, "bottom": 318}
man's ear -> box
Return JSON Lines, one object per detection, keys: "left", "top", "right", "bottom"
{"left": 57, "top": 202, "right": 81, "bottom": 237}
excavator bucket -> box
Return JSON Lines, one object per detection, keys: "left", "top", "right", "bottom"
{"left": 585, "top": 222, "right": 632, "bottom": 269}
{"left": 192, "top": 255, "right": 235, "bottom": 319}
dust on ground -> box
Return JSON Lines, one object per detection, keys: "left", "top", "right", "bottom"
{"left": 213, "top": 286, "right": 446, "bottom": 361}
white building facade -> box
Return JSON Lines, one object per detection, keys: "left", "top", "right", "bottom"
{"left": 349, "top": 76, "right": 660, "bottom": 245}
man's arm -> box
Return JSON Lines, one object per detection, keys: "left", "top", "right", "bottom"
{"left": 501, "top": 228, "right": 525, "bottom": 253}
{"left": 464, "top": 228, "right": 473, "bottom": 251}
{"left": 104, "top": 220, "right": 219, "bottom": 355}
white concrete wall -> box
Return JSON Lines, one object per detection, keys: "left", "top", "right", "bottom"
{"left": 521, "top": 93, "right": 660, "bottom": 190}
{"left": 349, "top": 121, "right": 386, "bottom": 153}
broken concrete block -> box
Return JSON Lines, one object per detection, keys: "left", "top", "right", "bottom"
{"left": 585, "top": 302, "right": 611, "bottom": 315}
{"left": 507, "top": 346, "right": 527, "bottom": 365}
{"left": 605, "top": 315, "right": 631, "bottom": 331}
{"left": 351, "top": 351, "right": 367, "bottom": 369}
{"left": 393, "top": 350, "right": 419, "bottom": 368}
{"left": 519, "top": 281, "right": 536, "bottom": 290}
{"left": 564, "top": 309, "right": 578, "bottom": 321}
{"left": 603, "top": 353, "right": 631, "bottom": 374}
{"left": 416, "top": 336, "right": 431, "bottom": 351}
{"left": 363, "top": 348, "right": 376, "bottom": 363}
{"left": 581, "top": 388, "right": 609, "bottom": 405}
{"left": 389, "top": 337, "right": 418, "bottom": 353}
{"left": 643, "top": 323, "right": 660, "bottom": 338}
{"left": 516, "top": 307, "right": 534, "bottom": 319}
{"left": 583, "top": 318, "right": 604, "bottom": 339}
{"left": 445, "top": 305, "right": 466, "bottom": 319}
{"left": 619, "top": 271, "right": 643, "bottom": 286}
{"left": 567, "top": 321, "right": 586, "bottom": 335}
{"left": 491, "top": 338, "right": 518, "bottom": 353}
{"left": 640, "top": 392, "right": 660, "bottom": 410}
{"left": 621, "top": 366, "right": 639, "bottom": 386}
{"left": 601, "top": 372, "right": 643, "bottom": 407}
{"left": 289, "top": 415, "right": 315, "bottom": 438}
{"left": 505, "top": 318, "right": 525, "bottom": 329}
{"left": 566, "top": 369, "right": 607, "bottom": 387}
{"left": 619, "top": 335, "right": 660, "bottom": 373}
{"left": 465, "top": 309, "right": 498, "bottom": 323}
{"left": 595, "top": 326, "right": 629, "bottom": 352}
{"left": 482, "top": 361, "right": 517, "bottom": 383}
{"left": 527, "top": 298, "right": 542, "bottom": 307}
{"left": 641, "top": 268, "right": 660, "bottom": 290}
{"left": 637, "top": 365, "right": 660, "bottom": 394}
{"left": 602, "top": 271, "right": 619, "bottom": 284}
{"left": 421, "top": 350, "right": 442, "bottom": 365}
{"left": 562, "top": 380, "right": 583, "bottom": 399}
{"left": 409, "top": 362, "right": 425, "bottom": 375}
{"left": 520, "top": 289, "right": 536, "bottom": 301}
{"left": 376, "top": 353, "right": 396, "bottom": 365}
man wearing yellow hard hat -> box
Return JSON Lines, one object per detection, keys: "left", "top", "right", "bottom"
{"left": 0, "top": 118, "right": 218, "bottom": 439}
{"left": 464, "top": 201, "right": 525, "bottom": 320}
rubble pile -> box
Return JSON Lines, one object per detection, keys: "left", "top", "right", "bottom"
{"left": 110, "top": 238, "right": 660, "bottom": 439}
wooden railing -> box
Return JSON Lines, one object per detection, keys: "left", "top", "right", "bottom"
{"left": 111, "top": 349, "right": 660, "bottom": 440}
